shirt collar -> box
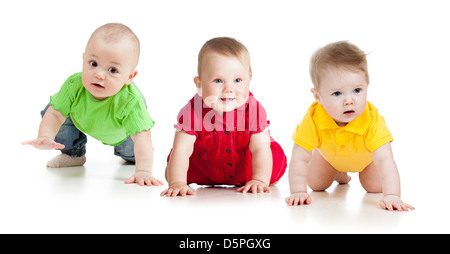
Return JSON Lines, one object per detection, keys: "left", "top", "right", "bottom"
{"left": 315, "top": 102, "right": 371, "bottom": 135}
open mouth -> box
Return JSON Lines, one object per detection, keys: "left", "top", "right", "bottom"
{"left": 91, "top": 83, "right": 105, "bottom": 89}
{"left": 344, "top": 110, "right": 355, "bottom": 115}
{"left": 220, "top": 98, "right": 235, "bottom": 103}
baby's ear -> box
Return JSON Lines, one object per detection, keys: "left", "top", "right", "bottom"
{"left": 126, "top": 70, "right": 138, "bottom": 85}
{"left": 311, "top": 88, "right": 321, "bottom": 103}
{"left": 194, "top": 76, "right": 202, "bottom": 96}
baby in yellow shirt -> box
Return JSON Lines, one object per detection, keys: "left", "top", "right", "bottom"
{"left": 285, "top": 41, "right": 414, "bottom": 211}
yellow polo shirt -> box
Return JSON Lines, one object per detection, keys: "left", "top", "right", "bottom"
{"left": 292, "top": 101, "right": 393, "bottom": 172}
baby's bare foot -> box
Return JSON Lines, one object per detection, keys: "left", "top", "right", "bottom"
{"left": 334, "top": 172, "right": 351, "bottom": 184}
{"left": 47, "top": 154, "right": 86, "bottom": 168}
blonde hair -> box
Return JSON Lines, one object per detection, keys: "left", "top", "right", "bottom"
{"left": 310, "top": 41, "right": 369, "bottom": 88}
{"left": 197, "top": 37, "right": 252, "bottom": 76}
{"left": 86, "top": 23, "right": 140, "bottom": 68}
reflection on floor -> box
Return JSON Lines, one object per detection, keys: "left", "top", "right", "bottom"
{"left": 1, "top": 145, "right": 443, "bottom": 234}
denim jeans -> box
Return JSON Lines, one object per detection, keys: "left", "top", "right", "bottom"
{"left": 41, "top": 104, "right": 135, "bottom": 163}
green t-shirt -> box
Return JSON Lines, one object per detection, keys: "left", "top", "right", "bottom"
{"left": 50, "top": 72, "right": 155, "bottom": 146}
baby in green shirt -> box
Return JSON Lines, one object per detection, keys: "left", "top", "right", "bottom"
{"left": 23, "top": 23, "right": 163, "bottom": 187}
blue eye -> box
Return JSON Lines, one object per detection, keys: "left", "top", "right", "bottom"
{"left": 213, "top": 79, "right": 223, "bottom": 84}
{"left": 234, "top": 78, "right": 242, "bottom": 83}
{"left": 332, "top": 91, "right": 341, "bottom": 96}
{"left": 354, "top": 88, "right": 361, "bottom": 93}
{"left": 89, "top": 61, "right": 97, "bottom": 67}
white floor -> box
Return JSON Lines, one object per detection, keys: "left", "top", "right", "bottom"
{"left": 2, "top": 0, "right": 450, "bottom": 234}
{"left": 2, "top": 137, "right": 447, "bottom": 234}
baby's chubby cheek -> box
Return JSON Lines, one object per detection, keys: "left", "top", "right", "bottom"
{"left": 236, "top": 95, "right": 248, "bottom": 106}
{"left": 202, "top": 95, "right": 218, "bottom": 108}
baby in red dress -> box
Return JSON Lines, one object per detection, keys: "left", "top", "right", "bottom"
{"left": 161, "top": 37, "right": 286, "bottom": 197}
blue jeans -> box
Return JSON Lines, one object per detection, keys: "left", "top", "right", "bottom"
{"left": 41, "top": 104, "right": 135, "bottom": 163}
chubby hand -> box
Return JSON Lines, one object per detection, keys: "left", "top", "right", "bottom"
{"left": 236, "top": 179, "right": 271, "bottom": 193}
{"left": 160, "top": 182, "right": 196, "bottom": 197}
{"left": 380, "top": 195, "right": 415, "bottom": 211}
{"left": 285, "top": 192, "right": 311, "bottom": 206}
{"left": 125, "top": 171, "right": 164, "bottom": 187}
{"left": 22, "top": 136, "right": 65, "bottom": 150}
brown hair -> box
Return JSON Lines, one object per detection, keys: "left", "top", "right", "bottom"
{"left": 197, "top": 37, "right": 252, "bottom": 76}
{"left": 310, "top": 41, "right": 369, "bottom": 88}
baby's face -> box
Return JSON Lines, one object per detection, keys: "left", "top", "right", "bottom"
{"left": 82, "top": 36, "right": 137, "bottom": 100}
{"left": 195, "top": 53, "right": 251, "bottom": 115}
{"left": 312, "top": 68, "right": 368, "bottom": 127}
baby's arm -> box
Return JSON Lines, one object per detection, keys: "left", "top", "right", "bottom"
{"left": 160, "top": 130, "right": 196, "bottom": 197}
{"left": 22, "top": 105, "right": 66, "bottom": 150}
{"left": 237, "top": 129, "right": 272, "bottom": 193}
{"left": 125, "top": 130, "right": 163, "bottom": 187}
{"left": 285, "top": 144, "right": 312, "bottom": 206}
{"left": 373, "top": 143, "right": 414, "bottom": 211}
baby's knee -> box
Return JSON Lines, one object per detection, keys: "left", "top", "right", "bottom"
{"left": 359, "top": 172, "right": 382, "bottom": 193}
{"left": 164, "top": 166, "right": 169, "bottom": 181}
{"left": 362, "top": 185, "right": 382, "bottom": 193}
{"left": 308, "top": 181, "right": 332, "bottom": 191}
{"left": 360, "top": 179, "right": 382, "bottom": 193}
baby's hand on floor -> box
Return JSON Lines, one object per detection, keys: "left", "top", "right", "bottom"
{"left": 380, "top": 195, "right": 415, "bottom": 211}
{"left": 160, "top": 183, "right": 196, "bottom": 197}
{"left": 22, "top": 137, "right": 65, "bottom": 150}
{"left": 285, "top": 192, "right": 311, "bottom": 206}
{"left": 236, "top": 180, "right": 271, "bottom": 193}
{"left": 125, "top": 171, "right": 164, "bottom": 187}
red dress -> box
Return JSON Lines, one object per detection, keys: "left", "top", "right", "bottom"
{"left": 167, "top": 92, "right": 286, "bottom": 186}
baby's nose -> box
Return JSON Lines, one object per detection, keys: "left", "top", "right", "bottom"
{"left": 95, "top": 70, "right": 106, "bottom": 80}
{"left": 223, "top": 82, "right": 234, "bottom": 93}
{"left": 344, "top": 97, "right": 354, "bottom": 105}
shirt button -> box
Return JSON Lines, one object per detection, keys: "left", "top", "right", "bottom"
{"left": 226, "top": 149, "right": 231, "bottom": 153}
{"left": 224, "top": 130, "right": 229, "bottom": 135}
{"left": 227, "top": 162, "right": 232, "bottom": 166}
{"left": 229, "top": 176, "right": 234, "bottom": 179}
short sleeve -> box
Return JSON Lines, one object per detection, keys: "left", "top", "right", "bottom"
{"left": 122, "top": 98, "right": 155, "bottom": 136}
{"left": 248, "top": 97, "right": 270, "bottom": 134}
{"left": 292, "top": 111, "right": 319, "bottom": 152}
{"left": 365, "top": 113, "right": 393, "bottom": 152}
{"left": 174, "top": 97, "right": 199, "bottom": 137}
{"left": 49, "top": 73, "right": 80, "bottom": 117}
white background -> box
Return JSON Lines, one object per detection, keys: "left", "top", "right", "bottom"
{"left": 1, "top": 0, "right": 449, "bottom": 233}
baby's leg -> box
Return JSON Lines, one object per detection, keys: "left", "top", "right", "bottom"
{"left": 268, "top": 139, "right": 287, "bottom": 186}
{"left": 46, "top": 120, "right": 87, "bottom": 167}
{"left": 114, "top": 136, "right": 135, "bottom": 163}
{"left": 40, "top": 104, "right": 87, "bottom": 168}
{"left": 47, "top": 154, "right": 86, "bottom": 168}
{"left": 307, "top": 149, "right": 349, "bottom": 191}
{"left": 359, "top": 162, "right": 382, "bottom": 193}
